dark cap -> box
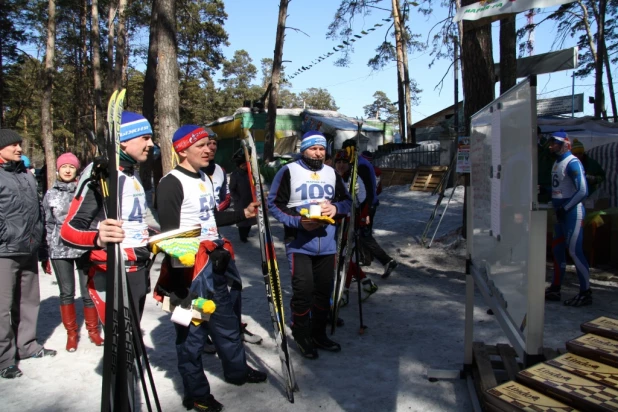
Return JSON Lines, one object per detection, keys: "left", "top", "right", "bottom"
{"left": 0, "top": 129, "right": 23, "bottom": 149}
{"left": 361, "top": 150, "right": 373, "bottom": 161}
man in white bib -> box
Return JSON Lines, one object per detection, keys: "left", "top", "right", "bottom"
{"left": 544, "top": 130, "right": 591, "bottom": 307}
{"left": 61, "top": 112, "right": 158, "bottom": 322}
{"left": 155, "top": 125, "right": 265, "bottom": 412}
{"left": 268, "top": 130, "right": 352, "bottom": 359}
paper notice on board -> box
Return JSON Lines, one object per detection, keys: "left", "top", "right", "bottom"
{"left": 491, "top": 178, "right": 501, "bottom": 239}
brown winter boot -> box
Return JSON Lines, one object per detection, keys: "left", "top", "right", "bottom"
{"left": 83, "top": 306, "right": 104, "bottom": 346}
{"left": 60, "top": 304, "right": 79, "bottom": 352}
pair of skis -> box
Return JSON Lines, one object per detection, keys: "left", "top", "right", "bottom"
{"left": 241, "top": 132, "right": 298, "bottom": 403}
{"left": 330, "top": 145, "right": 360, "bottom": 335}
{"left": 100, "top": 90, "right": 160, "bottom": 412}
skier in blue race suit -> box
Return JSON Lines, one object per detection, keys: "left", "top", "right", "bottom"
{"left": 544, "top": 130, "right": 592, "bottom": 307}
{"left": 267, "top": 130, "right": 352, "bottom": 359}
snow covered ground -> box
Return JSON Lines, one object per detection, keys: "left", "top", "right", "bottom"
{"left": 1, "top": 184, "right": 615, "bottom": 411}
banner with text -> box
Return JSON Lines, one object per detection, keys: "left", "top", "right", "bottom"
{"left": 454, "top": 0, "right": 574, "bottom": 22}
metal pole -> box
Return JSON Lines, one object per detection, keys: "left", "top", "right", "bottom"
{"left": 454, "top": 36, "right": 459, "bottom": 137}
{"left": 571, "top": 74, "right": 575, "bottom": 118}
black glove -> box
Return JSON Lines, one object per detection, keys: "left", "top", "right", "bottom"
{"left": 170, "top": 290, "right": 198, "bottom": 309}
{"left": 210, "top": 247, "right": 231, "bottom": 275}
{"left": 555, "top": 207, "right": 567, "bottom": 221}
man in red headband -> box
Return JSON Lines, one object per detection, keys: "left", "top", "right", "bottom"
{"left": 155, "top": 125, "right": 266, "bottom": 412}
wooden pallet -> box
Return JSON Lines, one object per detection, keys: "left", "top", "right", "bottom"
{"left": 471, "top": 342, "right": 565, "bottom": 411}
{"left": 410, "top": 165, "right": 449, "bottom": 192}
{"left": 380, "top": 168, "right": 416, "bottom": 187}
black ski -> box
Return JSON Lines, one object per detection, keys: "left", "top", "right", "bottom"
{"left": 99, "top": 90, "right": 161, "bottom": 412}
{"left": 100, "top": 89, "right": 134, "bottom": 411}
{"left": 330, "top": 145, "right": 358, "bottom": 335}
{"left": 242, "top": 133, "right": 298, "bottom": 403}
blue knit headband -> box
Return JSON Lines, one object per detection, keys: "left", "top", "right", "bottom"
{"left": 120, "top": 112, "right": 153, "bottom": 142}
{"left": 300, "top": 131, "right": 326, "bottom": 152}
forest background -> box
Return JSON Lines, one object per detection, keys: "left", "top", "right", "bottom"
{"left": 0, "top": 0, "right": 615, "bottom": 190}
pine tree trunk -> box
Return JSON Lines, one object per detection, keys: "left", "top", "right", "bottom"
{"left": 156, "top": 0, "right": 179, "bottom": 174}
{"left": 80, "top": 0, "right": 88, "bottom": 141}
{"left": 604, "top": 47, "right": 617, "bottom": 122}
{"left": 41, "top": 0, "right": 57, "bottom": 190}
{"left": 461, "top": 0, "right": 495, "bottom": 136}
{"left": 106, "top": 1, "right": 116, "bottom": 95}
{"left": 265, "top": 0, "right": 289, "bottom": 162}
{"left": 392, "top": 0, "right": 407, "bottom": 143}
{"left": 140, "top": 0, "right": 159, "bottom": 192}
{"left": 91, "top": 0, "right": 104, "bottom": 148}
{"left": 593, "top": 0, "right": 607, "bottom": 119}
{"left": 499, "top": 15, "right": 517, "bottom": 95}
{"left": 394, "top": 0, "right": 415, "bottom": 145}
{"left": 114, "top": 0, "right": 127, "bottom": 90}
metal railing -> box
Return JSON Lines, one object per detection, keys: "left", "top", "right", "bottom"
{"left": 373, "top": 142, "right": 442, "bottom": 169}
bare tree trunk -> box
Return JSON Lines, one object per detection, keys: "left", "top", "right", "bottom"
{"left": 143, "top": 0, "right": 158, "bottom": 125}
{"left": 80, "top": 0, "right": 88, "bottom": 135}
{"left": 593, "top": 0, "right": 607, "bottom": 119}
{"left": 499, "top": 15, "right": 517, "bottom": 94}
{"left": 156, "top": 0, "right": 179, "bottom": 174}
{"left": 140, "top": 0, "right": 159, "bottom": 192}
{"left": 265, "top": 0, "right": 289, "bottom": 162}
{"left": 91, "top": 0, "right": 104, "bottom": 146}
{"left": 114, "top": 0, "right": 127, "bottom": 90}
{"left": 395, "top": 0, "right": 415, "bottom": 145}
{"left": 461, "top": 0, "right": 495, "bottom": 135}
{"left": 392, "top": 0, "right": 407, "bottom": 143}
{"left": 41, "top": 0, "right": 57, "bottom": 189}
{"left": 106, "top": 1, "right": 117, "bottom": 95}
{"left": 604, "top": 47, "right": 617, "bottom": 122}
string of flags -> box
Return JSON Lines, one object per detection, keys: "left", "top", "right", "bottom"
{"left": 285, "top": 18, "right": 392, "bottom": 81}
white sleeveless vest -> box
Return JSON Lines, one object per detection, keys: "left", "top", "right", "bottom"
{"left": 119, "top": 173, "right": 149, "bottom": 248}
{"left": 209, "top": 164, "right": 227, "bottom": 206}
{"left": 169, "top": 169, "right": 219, "bottom": 241}
{"left": 286, "top": 162, "right": 337, "bottom": 208}
{"left": 551, "top": 154, "right": 578, "bottom": 200}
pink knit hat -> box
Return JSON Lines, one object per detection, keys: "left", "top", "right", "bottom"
{"left": 56, "top": 152, "right": 81, "bottom": 171}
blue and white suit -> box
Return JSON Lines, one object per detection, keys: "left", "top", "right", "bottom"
{"left": 551, "top": 151, "right": 590, "bottom": 292}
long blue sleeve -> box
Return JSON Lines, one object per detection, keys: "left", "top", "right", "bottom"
{"left": 564, "top": 160, "right": 588, "bottom": 211}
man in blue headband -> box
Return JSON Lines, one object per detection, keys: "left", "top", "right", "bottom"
{"left": 544, "top": 130, "right": 592, "bottom": 307}
{"left": 61, "top": 112, "right": 159, "bottom": 324}
{"left": 268, "top": 130, "right": 352, "bottom": 359}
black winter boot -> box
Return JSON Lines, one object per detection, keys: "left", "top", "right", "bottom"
{"left": 292, "top": 313, "right": 318, "bottom": 359}
{"left": 311, "top": 307, "right": 341, "bottom": 353}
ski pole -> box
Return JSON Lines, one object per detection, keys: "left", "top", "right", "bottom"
{"left": 427, "top": 177, "right": 460, "bottom": 248}
{"left": 354, "top": 230, "right": 367, "bottom": 335}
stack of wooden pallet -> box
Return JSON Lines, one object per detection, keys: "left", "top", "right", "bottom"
{"left": 485, "top": 316, "right": 618, "bottom": 411}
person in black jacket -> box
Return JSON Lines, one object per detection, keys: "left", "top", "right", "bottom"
{"left": 229, "top": 151, "right": 256, "bottom": 243}
{"left": 0, "top": 129, "right": 56, "bottom": 379}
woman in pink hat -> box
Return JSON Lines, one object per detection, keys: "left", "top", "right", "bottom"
{"left": 42, "top": 152, "right": 103, "bottom": 352}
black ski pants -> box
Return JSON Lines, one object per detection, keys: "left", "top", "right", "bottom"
{"left": 287, "top": 253, "right": 335, "bottom": 320}
{"left": 359, "top": 227, "right": 392, "bottom": 266}
{"left": 51, "top": 256, "right": 92, "bottom": 307}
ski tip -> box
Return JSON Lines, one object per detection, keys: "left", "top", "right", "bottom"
{"left": 359, "top": 326, "right": 367, "bottom": 335}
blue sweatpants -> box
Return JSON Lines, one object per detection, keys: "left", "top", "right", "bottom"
{"left": 552, "top": 204, "right": 590, "bottom": 292}
{"left": 175, "top": 260, "right": 247, "bottom": 402}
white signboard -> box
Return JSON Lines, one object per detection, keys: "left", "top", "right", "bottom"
{"left": 456, "top": 136, "right": 471, "bottom": 173}
{"left": 454, "top": 0, "right": 575, "bottom": 22}
{"left": 537, "top": 94, "right": 584, "bottom": 116}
